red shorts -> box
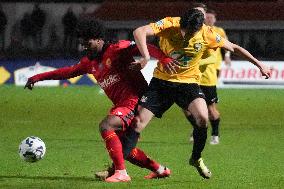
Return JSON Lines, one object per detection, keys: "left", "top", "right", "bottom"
{"left": 109, "top": 99, "right": 138, "bottom": 134}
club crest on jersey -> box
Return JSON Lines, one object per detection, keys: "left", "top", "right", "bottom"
{"left": 194, "top": 43, "right": 202, "bottom": 52}
{"left": 105, "top": 58, "right": 112, "bottom": 68}
{"left": 216, "top": 34, "right": 222, "bottom": 43}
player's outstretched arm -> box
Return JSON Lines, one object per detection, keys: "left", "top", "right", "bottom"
{"left": 222, "top": 40, "right": 271, "bottom": 79}
{"left": 24, "top": 61, "right": 89, "bottom": 90}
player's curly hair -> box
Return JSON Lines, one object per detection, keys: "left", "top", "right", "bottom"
{"left": 76, "top": 18, "right": 105, "bottom": 40}
{"left": 180, "top": 9, "right": 204, "bottom": 35}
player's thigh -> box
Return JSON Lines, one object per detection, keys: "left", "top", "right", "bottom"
{"left": 188, "top": 97, "right": 208, "bottom": 123}
{"left": 133, "top": 105, "right": 155, "bottom": 132}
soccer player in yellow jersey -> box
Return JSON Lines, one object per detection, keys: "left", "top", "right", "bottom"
{"left": 188, "top": 9, "right": 232, "bottom": 145}
{"left": 122, "top": 9, "right": 271, "bottom": 179}
{"left": 202, "top": 9, "right": 231, "bottom": 144}
{"left": 206, "top": 9, "right": 231, "bottom": 76}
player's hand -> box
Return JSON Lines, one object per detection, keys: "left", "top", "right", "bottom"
{"left": 163, "top": 60, "right": 182, "bottom": 74}
{"left": 129, "top": 57, "right": 149, "bottom": 70}
{"left": 259, "top": 64, "right": 271, "bottom": 79}
{"left": 24, "top": 78, "right": 36, "bottom": 90}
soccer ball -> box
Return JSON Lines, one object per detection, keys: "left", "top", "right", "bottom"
{"left": 19, "top": 136, "right": 46, "bottom": 162}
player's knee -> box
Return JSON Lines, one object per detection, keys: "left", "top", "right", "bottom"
{"left": 212, "top": 111, "right": 220, "bottom": 120}
{"left": 132, "top": 116, "right": 145, "bottom": 133}
{"left": 208, "top": 105, "right": 220, "bottom": 120}
{"left": 99, "top": 119, "right": 114, "bottom": 132}
{"left": 196, "top": 114, "right": 208, "bottom": 128}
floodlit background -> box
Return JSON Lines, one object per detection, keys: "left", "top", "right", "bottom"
{"left": 0, "top": 1, "right": 283, "bottom": 189}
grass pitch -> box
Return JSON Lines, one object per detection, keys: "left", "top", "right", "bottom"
{"left": 0, "top": 85, "right": 283, "bottom": 189}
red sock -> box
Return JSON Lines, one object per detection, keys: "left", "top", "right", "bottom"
{"left": 101, "top": 130, "right": 125, "bottom": 170}
{"left": 127, "top": 148, "right": 160, "bottom": 172}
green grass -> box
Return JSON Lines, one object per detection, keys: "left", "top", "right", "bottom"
{"left": 0, "top": 85, "right": 283, "bottom": 189}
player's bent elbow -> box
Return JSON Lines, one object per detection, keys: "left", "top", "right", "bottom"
{"left": 133, "top": 27, "right": 142, "bottom": 38}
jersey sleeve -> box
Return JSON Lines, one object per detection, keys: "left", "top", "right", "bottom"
{"left": 204, "top": 26, "right": 225, "bottom": 50}
{"left": 127, "top": 41, "right": 173, "bottom": 65}
{"left": 149, "top": 17, "right": 179, "bottom": 36}
{"left": 219, "top": 28, "right": 227, "bottom": 39}
{"left": 31, "top": 57, "right": 91, "bottom": 82}
{"left": 128, "top": 41, "right": 168, "bottom": 59}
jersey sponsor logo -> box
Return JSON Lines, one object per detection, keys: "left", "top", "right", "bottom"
{"left": 216, "top": 34, "right": 222, "bottom": 43}
{"left": 194, "top": 43, "right": 202, "bottom": 52}
{"left": 170, "top": 51, "right": 192, "bottom": 67}
{"left": 98, "top": 74, "right": 120, "bottom": 89}
{"left": 155, "top": 20, "right": 164, "bottom": 26}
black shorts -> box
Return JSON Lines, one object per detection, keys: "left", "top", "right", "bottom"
{"left": 200, "top": 85, "right": 218, "bottom": 105}
{"left": 139, "top": 78, "right": 205, "bottom": 118}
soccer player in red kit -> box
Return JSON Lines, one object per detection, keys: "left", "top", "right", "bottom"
{"left": 24, "top": 19, "right": 171, "bottom": 182}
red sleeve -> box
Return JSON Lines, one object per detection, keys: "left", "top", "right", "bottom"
{"left": 129, "top": 42, "right": 173, "bottom": 65}
{"left": 31, "top": 57, "right": 91, "bottom": 82}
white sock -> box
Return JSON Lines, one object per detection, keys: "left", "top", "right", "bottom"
{"left": 118, "top": 169, "right": 128, "bottom": 176}
{"left": 156, "top": 165, "right": 165, "bottom": 174}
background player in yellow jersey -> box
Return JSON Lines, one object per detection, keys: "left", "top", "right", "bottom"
{"left": 122, "top": 9, "right": 271, "bottom": 179}
{"left": 203, "top": 9, "right": 231, "bottom": 144}
{"left": 206, "top": 9, "right": 231, "bottom": 76}
{"left": 189, "top": 9, "right": 232, "bottom": 145}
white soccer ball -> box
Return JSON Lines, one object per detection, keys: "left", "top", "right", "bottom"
{"left": 19, "top": 136, "right": 46, "bottom": 162}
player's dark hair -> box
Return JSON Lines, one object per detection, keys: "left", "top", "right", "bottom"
{"left": 180, "top": 9, "right": 204, "bottom": 34}
{"left": 207, "top": 9, "right": 217, "bottom": 16}
{"left": 191, "top": 2, "right": 207, "bottom": 11}
{"left": 76, "top": 18, "right": 105, "bottom": 40}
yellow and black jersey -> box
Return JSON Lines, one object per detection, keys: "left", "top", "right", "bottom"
{"left": 199, "top": 49, "right": 218, "bottom": 86}
{"left": 199, "top": 26, "right": 227, "bottom": 86}
{"left": 212, "top": 26, "right": 227, "bottom": 71}
{"left": 150, "top": 17, "right": 225, "bottom": 84}
{"left": 199, "top": 63, "right": 217, "bottom": 86}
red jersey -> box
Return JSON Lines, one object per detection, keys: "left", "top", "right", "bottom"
{"left": 31, "top": 40, "right": 169, "bottom": 107}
